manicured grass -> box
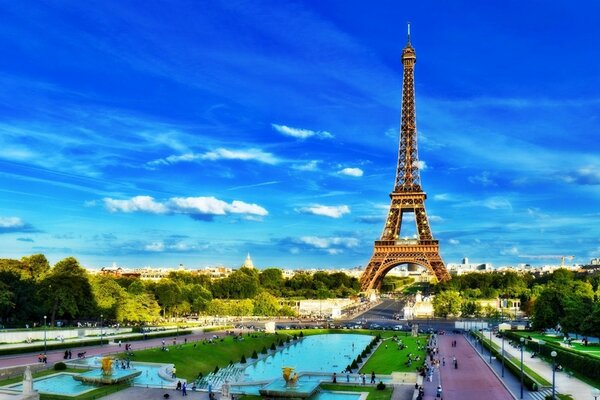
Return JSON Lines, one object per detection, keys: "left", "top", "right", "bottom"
{"left": 320, "top": 383, "right": 393, "bottom": 400}
{"left": 360, "top": 335, "right": 427, "bottom": 374}
{"left": 129, "top": 333, "right": 291, "bottom": 381}
{"left": 512, "top": 332, "right": 600, "bottom": 359}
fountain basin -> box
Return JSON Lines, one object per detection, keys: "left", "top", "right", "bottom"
{"left": 259, "top": 378, "right": 320, "bottom": 399}
{"left": 73, "top": 368, "right": 142, "bottom": 384}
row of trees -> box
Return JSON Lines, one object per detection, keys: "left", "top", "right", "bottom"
{"left": 0, "top": 254, "right": 361, "bottom": 327}
{"left": 431, "top": 269, "right": 600, "bottom": 337}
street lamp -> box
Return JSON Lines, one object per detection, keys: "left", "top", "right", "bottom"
{"left": 489, "top": 325, "right": 493, "bottom": 363}
{"left": 501, "top": 330, "right": 505, "bottom": 377}
{"left": 520, "top": 337, "right": 525, "bottom": 399}
{"left": 592, "top": 388, "right": 600, "bottom": 400}
{"left": 551, "top": 351, "right": 557, "bottom": 400}
{"left": 43, "top": 315, "right": 47, "bottom": 354}
{"left": 100, "top": 314, "right": 103, "bottom": 346}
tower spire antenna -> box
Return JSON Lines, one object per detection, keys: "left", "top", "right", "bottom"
{"left": 407, "top": 22, "right": 411, "bottom": 44}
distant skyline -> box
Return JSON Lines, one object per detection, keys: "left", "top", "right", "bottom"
{"left": 1, "top": 1, "right": 599, "bottom": 269}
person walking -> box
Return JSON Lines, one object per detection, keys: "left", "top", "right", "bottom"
{"left": 370, "top": 371, "right": 375, "bottom": 384}
{"left": 182, "top": 382, "right": 187, "bottom": 396}
{"left": 436, "top": 385, "right": 442, "bottom": 398}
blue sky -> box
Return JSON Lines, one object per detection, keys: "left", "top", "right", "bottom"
{"left": 1, "top": 1, "right": 599, "bottom": 269}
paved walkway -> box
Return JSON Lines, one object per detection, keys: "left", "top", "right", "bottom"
{"left": 0, "top": 329, "right": 230, "bottom": 369}
{"left": 487, "top": 332, "right": 597, "bottom": 400}
{"left": 420, "top": 334, "right": 514, "bottom": 400}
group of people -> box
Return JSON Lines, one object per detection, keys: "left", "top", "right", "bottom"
{"left": 175, "top": 380, "right": 187, "bottom": 396}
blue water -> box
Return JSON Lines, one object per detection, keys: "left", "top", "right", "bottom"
{"left": 7, "top": 373, "right": 96, "bottom": 396}
{"left": 67, "top": 357, "right": 174, "bottom": 387}
{"left": 313, "top": 392, "right": 363, "bottom": 400}
{"left": 243, "top": 334, "right": 373, "bottom": 381}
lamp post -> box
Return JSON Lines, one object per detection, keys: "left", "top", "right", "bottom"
{"left": 592, "top": 388, "right": 600, "bottom": 400}
{"left": 551, "top": 351, "right": 557, "bottom": 399}
{"left": 501, "top": 330, "right": 505, "bottom": 377}
{"left": 489, "top": 324, "right": 493, "bottom": 363}
{"left": 43, "top": 315, "right": 47, "bottom": 354}
{"left": 100, "top": 314, "right": 103, "bottom": 346}
{"left": 520, "top": 337, "right": 525, "bottom": 399}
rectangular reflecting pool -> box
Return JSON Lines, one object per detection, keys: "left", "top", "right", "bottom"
{"left": 243, "top": 334, "right": 373, "bottom": 382}
{"left": 6, "top": 373, "right": 97, "bottom": 396}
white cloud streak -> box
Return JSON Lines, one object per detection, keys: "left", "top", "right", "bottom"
{"left": 0, "top": 216, "right": 25, "bottom": 228}
{"left": 338, "top": 167, "right": 364, "bottom": 177}
{"left": 148, "top": 148, "right": 279, "bottom": 166}
{"left": 297, "top": 205, "right": 350, "bottom": 218}
{"left": 104, "top": 195, "right": 268, "bottom": 218}
{"left": 272, "top": 124, "right": 333, "bottom": 140}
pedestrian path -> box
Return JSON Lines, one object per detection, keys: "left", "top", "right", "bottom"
{"left": 487, "top": 332, "right": 596, "bottom": 400}
{"left": 419, "top": 334, "right": 513, "bottom": 400}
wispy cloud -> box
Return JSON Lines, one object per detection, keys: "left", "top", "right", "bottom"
{"left": 104, "top": 195, "right": 268, "bottom": 220}
{"left": 293, "top": 160, "right": 320, "bottom": 171}
{"left": 148, "top": 148, "right": 279, "bottom": 166}
{"left": 297, "top": 205, "right": 350, "bottom": 218}
{"left": 338, "top": 167, "right": 364, "bottom": 177}
{"left": 468, "top": 171, "right": 495, "bottom": 186}
{"left": 272, "top": 124, "right": 333, "bottom": 140}
{"left": 282, "top": 235, "right": 360, "bottom": 255}
{"left": 0, "top": 216, "right": 39, "bottom": 234}
{"left": 562, "top": 166, "right": 600, "bottom": 185}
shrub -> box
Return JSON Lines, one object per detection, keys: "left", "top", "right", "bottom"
{"left": 270, "top": 343, "right": 276, "bottom": 351}
{"left": 54, "top": 362, "right": 67, "bottom": 371}
{"left": 286, "top": 337, "right": 290, "bottom": 343}
{"left": 357, "top": 355, "right": 363, "bottom": 362}
{"left": 261, "top": 346, "right": 268, "bottom": 354}
{"left": 240, "top": 355, "right": 247, "bottom": 364}
{"left": 376, "top": 381, "right": 386, "bottom": 390}
{"left": 351, "top": 359, "right": 358, "bottom": 370}
{"left": 293, "top": 334, "right": 298, "bottom": 340}
{"left": 299, "top": 331, "right": 304, "bottom": 337}
{"left": 214, "top": 365, "right": 219, "bottom": 374}
{"left": 251, "top": 350, "right": 258, "bottom": 359}
{"left": 278, "top": 339, "right": 284, "bottom": 347}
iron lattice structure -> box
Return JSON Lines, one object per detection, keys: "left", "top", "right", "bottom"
{"left": 361, "top": 32, "right": 450, "bottom": 291}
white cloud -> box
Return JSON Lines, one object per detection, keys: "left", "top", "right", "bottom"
{"left": 468, "top": 171, "right": 495, "bottom": 186}
{"left": 145, "top": 242, "right": 165, "bottom": 252}
{"left": 0, "top": 217, "right": 25, "bottom": 228}
{"left": 104, "top": 196, "right": 168, "bottom": 214}
{"left": 169, "top": 197, "right": 268, "bottom": 216}
{"left": 414, "top": 160, "right": 427, "bottom": 171}
{"left": 298, "top": 236, "right": 359, "bottom": 250}
{"left": 338, "top": 167, "right": 364, "bottom": 177}
{"left": 104, "top": 195, "right": 268, "bottom": 218}
{"left": 293, "top": 160, "right": 320, "bottom": 171}
{"left": 201, "top": 148, "right": 278, "bottom": 164}
{"left": 500, "top": 246, "right": 520, "bottom": 256}
{"left": 448, "top": 239, "right": 460, "bottom": 245}
{"left": 297, "top": 205, "right": 350, "bottom": 218}
{"left": 433, "top": 193, "right": 451, "bottom": 201}
{"left": 428, "top": 215, "right": 444, "bottom": 223}
{"left": 272, "top": 124, "right": 333, "bottom": 140}
{"left": 148, "top": 147, "right": 279, "bottom": 166}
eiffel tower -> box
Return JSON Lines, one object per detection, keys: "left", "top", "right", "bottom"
{"left": 361, "top": 25, "right": 450, "bottom": 291}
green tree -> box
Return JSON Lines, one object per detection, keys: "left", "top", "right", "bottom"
{"left": 153, "top": 279, "right": 182, "bottom": 317}
{"left": 432, "top": 290, "right": 462, "bottom": 318}
{"left": 90, "top": 275, "right": 126, "bottom": 319}
{"left": 253, "top": 291, "right": 280, "bottom": 316}
{"left": 460, "top": 301, "right": 482, "bottom": 318}
{"left": 116, "top": 292, "right": 160, "bottom": 323}
{"left": 20, "top": 254, "right": 50, "bottom": 281}
{"left": 40, "top": 257, "right": 96, "bottom": 325}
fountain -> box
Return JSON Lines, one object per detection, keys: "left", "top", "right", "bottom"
{"left": 282, "top": 367, "right": 299, "bottom": 386}
{"left": 258, "top": 367, "right": 319, "bottom": 399}
{"left": 73, "top": 357, "right": 141, "bottom": 385}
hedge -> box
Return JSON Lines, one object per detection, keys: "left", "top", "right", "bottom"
{"left": 0, "top": 330, "right": 192, "bottom": 357}
{"left": 504, "top": 331, "right": 600, "bottom": 382}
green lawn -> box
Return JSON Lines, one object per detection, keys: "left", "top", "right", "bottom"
{"left": 320, "top": 383, "right": 393, "bottom": 400}
{"left": 360, "top": 335, "right": 427, "bottom": 374}
{"left": 512, "top": 332, "right": 600, "bottom": 359}
{"left": 129, "top": 332, "right": 292, "bottom": 381}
